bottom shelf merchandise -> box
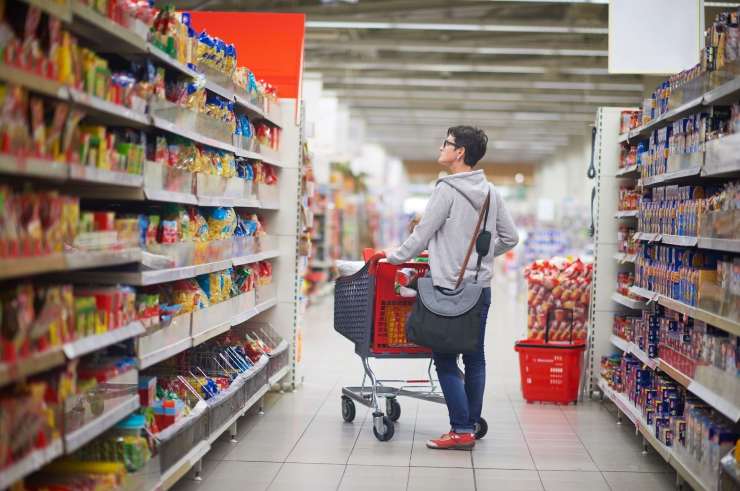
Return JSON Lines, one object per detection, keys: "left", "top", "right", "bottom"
{"left": 601, "top": 352, "right": 739, "bottom": 489}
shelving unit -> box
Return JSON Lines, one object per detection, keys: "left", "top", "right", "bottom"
{"left": 590, "top": 61, "right": 740, "bottom": 490}
{"left": 0, "top": 2, "right": 304, "bottom": 489}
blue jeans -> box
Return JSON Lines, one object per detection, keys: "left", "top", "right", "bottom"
{"left": 432, "top": 287, "right": 491, "bottom": 433}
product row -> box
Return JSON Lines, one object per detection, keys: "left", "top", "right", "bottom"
{"left": 1, "top": 262, "right": 274, "bottom": 366}
{"left": 601, "top": 352, "right": 738, "bottom": 489}
{"left": 633, "top": 243, "right": 738, "bottom": 316}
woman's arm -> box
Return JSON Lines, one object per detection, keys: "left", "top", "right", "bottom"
{"left": 387, "top": 185, "right": 453, "bottom": 264}
{"left": 492, "top": 189, "right": 519, "bottom": 257}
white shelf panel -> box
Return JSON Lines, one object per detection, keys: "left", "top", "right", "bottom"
{"left": 148, "top": 44, "right": 200, "bottom": 79}
{"left": 21, "top": 0, "right": 72, "bottom": 21}
{"left": 65, "top": 247, "right": 142, "bottom": 270}
{"left": 204, "top": 78, "right": 235, "bottom": 101}
{"left": 616, "top": 164, "right": 638, "bottom": 177}
{"left": 0, "top": 154, "right": 68, "bottom": 180}
{"left": 614, "top": 210, "right": 638, "bottom": 218}
{"left": 609, "top": 335, "right": 657, "bottom": 370}
{"left": 139, "top": 337, "right": 192, "bottom": 370}
{"left": 0, "top": 439, "right": 64, "bottom": 490}
{"left": 68, "top": 164, "right": 143, "bottom": 187}
{"left": 234, "top": 93, "right": 266, "bottom": 118}
{"left": 233, "top": 249, "right": 281, "bottom": 266}
{"left": 144, "top": 188, "right": 199, "bottom": 205}
{"left": 256, "top": 297, "right": 279, "bottom": 314}
{"left": 192, "top": 321, "right": 232, "bottom": 347}
{"left": 0, "top": 65, "right": 69, "bottom": 99}
{"left": 64, "top": 394, "right": 140, "bottom": 453}
{"left": 63, "top": 321, "right": 145, "bottom": 359}
{"left": 68, "top": 89, "right": 150, "bottom": 127}
{"left": 159, "top": 440, "right": 210, "bottom": 491}
{"left": 661, "top": 235, "right": 698, "bottom": 247}
{"left": 696, "top": 237, "right": 740, "bottom": 253}
{"left": 613, "top": 252, "right": 637, "bottom": 264}
{"left": 152, "top": 116, "right": 239, "bottom": 154}
{"left": 641, "top": 165, "right": 702, "bottom": 187}
{"left": 0, "top": 348, "right": 66, "bottom": 389}
{"left": 612, "top": 292, "right": 647, "bottom": 310}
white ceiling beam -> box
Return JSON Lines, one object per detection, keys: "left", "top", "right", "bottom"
{"left": 347, "top": 99, "right": 602, "bottom": 113}
{"left": 305, "top": 60, "right": 609, "bottom": 75}
{"left": 353, "top": 107, "right": 594, "bottom": 122}
{"left": 305, "top": 20, "right": 607, "bottom": 35}
{"left": 304, "top": 40, "right": 608, "bottom": 57}
{"left": 333, "top": 88, "right": 638, "bottom": 104}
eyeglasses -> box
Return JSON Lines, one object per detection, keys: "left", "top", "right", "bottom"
{"left": 442, "top": 139, "right": 462, "bottom": 149}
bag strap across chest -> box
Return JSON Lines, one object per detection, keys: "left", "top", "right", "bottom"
{"left": 451, "top": 188, "right": 491, "bottom": 289}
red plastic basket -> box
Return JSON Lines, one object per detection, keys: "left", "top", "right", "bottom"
{"left": 371, "top": 261, "right": 430, "bottom": 355}
{"left": 514, "top": 339, "right": 586, "bottom": 404}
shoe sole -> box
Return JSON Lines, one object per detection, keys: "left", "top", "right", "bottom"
{"left": 426, "top": 443, "right": 475, "bottom": 451}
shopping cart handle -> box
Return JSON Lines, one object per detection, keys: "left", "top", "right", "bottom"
{"left": 367, "top": 252, "right": 386, "bottom": 275}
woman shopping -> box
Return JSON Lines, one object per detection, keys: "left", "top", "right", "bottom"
{"left": 386, "top": 126, "right": 519, "bottom": 451}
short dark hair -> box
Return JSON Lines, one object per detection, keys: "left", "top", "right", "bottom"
{"left": 447, "top": 126, "right": 488, "bottom": 167}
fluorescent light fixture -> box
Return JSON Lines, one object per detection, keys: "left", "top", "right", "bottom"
{"left": 305, "top": 41, "right": 608, "bottom": 57}
{"left": 305, "top": 20, "right": 607, "bottom": 34}
{"left": 334, "top": 88, "right": 638, "bottom": 104}
{"left": 305, "top": 60, "right": 608, "bottom": 75}
{"left": 314, "top": 74, "right": 645, "bottom": 92}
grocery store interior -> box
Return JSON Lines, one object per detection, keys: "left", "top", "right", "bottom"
{"left": 1, "top": 0, "right": 739, "bottom": 490}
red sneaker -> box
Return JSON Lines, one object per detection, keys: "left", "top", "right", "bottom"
{"left": 426, "top": 432, "right": 475, "bottom": 450}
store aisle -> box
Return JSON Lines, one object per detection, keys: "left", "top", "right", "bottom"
{"left": 173, "top": 278, "right": 676, "bottom": 491}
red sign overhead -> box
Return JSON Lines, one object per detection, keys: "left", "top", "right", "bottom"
{"left": 189, "top": 12, "right": 306, "bottom": 100}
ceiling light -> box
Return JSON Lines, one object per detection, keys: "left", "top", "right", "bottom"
{"left": 305, "top": 20, "right": 607, "bottom": 35}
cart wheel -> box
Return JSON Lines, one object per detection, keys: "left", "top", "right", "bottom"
{"left": 373, "top": 415, "right": 395, "bottom": 441}
{"left": 474, "top": 417, "right": 488, "bottom": 440}
{"left": 341, "top": 396, "right": 356, "bottom": 423}
{"left": 386, "top": 398, "right": 401, "bottom": 422}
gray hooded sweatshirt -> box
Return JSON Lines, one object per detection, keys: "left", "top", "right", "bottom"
{"left": 388, "top": 170, "right": 519, "bottom": 290}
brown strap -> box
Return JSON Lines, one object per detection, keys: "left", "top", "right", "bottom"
{"left": 454, "top": 192, "right": 491, "bottom": 289}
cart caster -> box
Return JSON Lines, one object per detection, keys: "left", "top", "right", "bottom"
{"left": 372, "top": 413, "right": 395, "bottom": 441}
{"left": 341, "top": 396, "right": 356, "bottom": 423}
{"left": 474, "top": 417, "right": 488, "bottom": 440}
{"left": 386, "top": 397, "right": 401, "bottom": 422}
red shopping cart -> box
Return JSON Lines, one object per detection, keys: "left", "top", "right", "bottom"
{"left": 334, "top": 251, "right": 489, "bottom": 441}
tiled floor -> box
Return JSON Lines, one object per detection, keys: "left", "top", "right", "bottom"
{"left": 172, "top": 277, "right": 677, "bottom": 491}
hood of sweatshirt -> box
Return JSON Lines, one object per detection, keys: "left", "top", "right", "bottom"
{"left": 436, "top": 169, "right": 491, "bottom": 209}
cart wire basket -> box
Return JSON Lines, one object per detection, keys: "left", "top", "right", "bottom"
{"left": 334, "top": 252, "right": 489, "bottom": 441}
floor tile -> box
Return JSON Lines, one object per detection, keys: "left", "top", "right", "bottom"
{"left": 409, "top": 441, "right": 473, "bottom": 468}
{"left": 602, "top": 471, "right": 675, "bottom": 491}
{"left": 538, "top": 470, "right": 611, "bottom": 491}
{"left": 406, "top": 466, "right": 476, "bottom": 491}
{"left": 338, "top": 465, "right": 409, "bottom": 490}
{"left": 267, "top": 463, "right": 345, "bottom": 491}
{"left": 476, "top": 469, "right": 544, "bottom": 490}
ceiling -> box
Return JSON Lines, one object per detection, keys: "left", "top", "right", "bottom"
{"left": 173, "top": 0, "right": 731, "bottom": 164}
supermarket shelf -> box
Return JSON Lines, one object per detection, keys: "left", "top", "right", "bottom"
{"left": 633, "top": 232, "right": 661, "bottom": 243}
{"left": 0, "top": 439, "right": 64, "bottom": 490}
{"left": 68, "top": 164, "right": 144, "bottom": 187}
{"left": 268, "top": 365, "right": 290, "bottom": 387}
{"left": 0, "top": 253, "right": 66, "bottom": 280}
{"left": 614, "top": 210, "right": 638, "bottom": 218}
{"left": 612, "top": 292, "right": 647, "bottom": 310}
{"left": 233, "top": 249, "right": 281, "bottom": 266}
{"left": 234, "top": 93, "right": 266, "bottom": 119}
{"left": 609, "top": 335, "right": 657, "bottom": 370}
{"left": 704, "top": 74, "right": 740, "bottom": 105}
{"left": 204, "top": 78, "right": 235, "bottom": 101}
{"left": 661, "top": 235, "right": 699, "bottom": 247}
{"left": 627, "top": 96, "right": 704, "bottom": 141}
{"left": 63, "top": 321, "right": 145, "bottom": 359}
{"left": 660, "top": 360, "right": 740, "bottom": 422}
{"left": 654, "top": 359, "right": 693, "bottom": 389}
{"left": 192, "top": 321, "right": 232, "bottom": 347}
{"left": 599, "top": 379, "right": 711, "bottom": 491}
{"left": 703, "top": 134, "right": 740, "bottom": 177}
{"left": 73, "top": 259, "right": 234, "bottom": 286}
{"left": 70, "top": 1, "right": 148, "bottom": 54}
{"left": 144, "top": 188, "right": 199, "bottom": 206}
{"left": 0, "top": 65, "right": 68, "bottom": 99}
{"left": 152, "top": 116, "right": 239, "bottom": 155}
{"left": 615, "top": 164, "right": 638, "bottom": 177}
{"left": 271, "top": 339, "right": 289, "bottom": 357}
{"left": 21, "top": 0, "right": 72, "bottom": 21}
{"left": 0, "top": 348, "right": 66, "bottom": 389}
{"left": 256, "top": 297, "right": 279, "bottom": 314}
{"left": 138, "top": 337, "right": 192, "bottom": 370}
{"left": 0, "top": 154, "right": 68, "bottom": 180}
{"left": 64, "top": 394, "right": 140, "bottom": 453}
{"left": 614, "top": 252, "right": 637, "bottom": 264}
{"left": 641, "top": 166, "right": 703, "bottom": 187}
{"left": 617, "top": 132, "right": 629, "bottom": 144}
{"left": 65, "top": 247, "right": 142, "bottom": 270}
{"left": 68, "top": 89, "right": 150, "bottom": 127}
{"left": 159, "top": 440, "right": 210, "bottom": 491}
{"left": 697, "top": 237, "right": 740, "bottom": 253}
{"left": 147, "top": 44, "right": 200, "bottom": 79}
{"left": 629, "top": 286, "right": 740, "bottom": 336}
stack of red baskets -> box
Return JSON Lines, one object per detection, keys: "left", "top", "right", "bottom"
{"left": 515, "top": 308, "right": 586, "bottom": 404}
